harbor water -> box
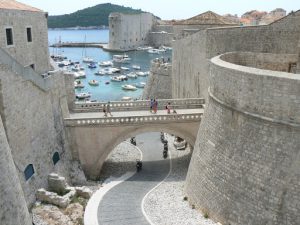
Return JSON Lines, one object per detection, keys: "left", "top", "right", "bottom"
{"left": 48, "top": 29, "right": 172, "bottom": 102}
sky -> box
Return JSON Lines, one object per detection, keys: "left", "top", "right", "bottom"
{"left": 18, "top": 0, "right": 300, "bottom": 20}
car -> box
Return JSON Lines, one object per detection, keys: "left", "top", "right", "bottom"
{"left": 173, "top": 136, "right": 187, "bottom": 150}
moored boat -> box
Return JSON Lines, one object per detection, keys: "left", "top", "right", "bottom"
{"left": 74, "top": 80, "right": 84, "bottom": 89}
{"left": 135, "top": 82, "right": 146, "bottom": 88}
{"left": 88, "top": 80, "right": 99, "bottom": 86}
{"left": 99, "top": 61, "right": 113, "bottom": 67}
{"left": 76, "top": 92, "right": 91, "bottom": 99}
{"left": 122, "top": 84, "right": 137, "bottom": 91}
{"left": 127, "top": 72, "right": 138, "bottom": 79}
{"left": 83, "top": 57, "right": 94, "bottom": 63}
{"left": 132, "top": 65, "right": 141, "bottom": 70}
{"left": 88, "top": 62, "right": 97, "bottom": 69}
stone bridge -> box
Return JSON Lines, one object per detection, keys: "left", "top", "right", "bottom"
{"left": 65, "top": 98, "right": 204, "bottom": 179}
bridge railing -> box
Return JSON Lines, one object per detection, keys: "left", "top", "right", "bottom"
{"left": 65, "top": 112, "right": 203, "bottom": 127}
{"left": 73, "top": 98, "right": 205, "bottom": 112}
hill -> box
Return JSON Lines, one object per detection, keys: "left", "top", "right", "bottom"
{"left": 48, "top": 3, "right": 144, "bottom": 28}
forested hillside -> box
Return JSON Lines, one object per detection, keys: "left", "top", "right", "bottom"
{"left": 48, "top": 3, "right": 144, "bottom": 28}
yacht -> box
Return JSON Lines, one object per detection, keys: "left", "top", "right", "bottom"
{"left": 99, "top": 61, "right": 113, "bottom": 67}
{"left": 127, "top": 72, "right": 138, "bottom": 79}
{"left": 82, "top": 57, "right": 94, "bottom": 63}
{"left": 113, "top": 54, "right": 131, "bottom": 64}
{"left": 76, "top": 92, "right": 91, "bottom": 99}
{"left": 132, "top": 65, "right": 141, "bottom": 70}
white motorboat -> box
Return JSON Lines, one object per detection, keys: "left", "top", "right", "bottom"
{"left": 74, "top": 80, "right": 84, "bottom": 89}
{"left": 74, "top": 71, "right": 86, "bottom": 79}
{"left": 122, "top": 84, "right": 137, "bottom": 91}
{"left": 135, "top": 82, "right": 146, "bottom": 88}
{"left": 132, "top": 65, "right": 141, "bottom": 70}
{"left": 99, "top": 61, "right": 113, "bottom": 67}
{"left": 88, "top": 80, "right": 99, "bottom": 86}
{"left": 113, "top": 54, "right": 131, "bottom": 64}
{"left": 148, "top": 49, "right": 160, "bottom": 54}
{"left": 57, "top": 60, "right": 71, "bottom": 67}
{"left": 76, "top": 92, "right": 91, "bottom": 99}
{"left": 95, "top": 70, "right": 106, "bottom": 76}
{"left": 136, "top": 71, "right": 148, "bottom": 77}
{"left": 111, "top": 76, "right": 123, "bottom": 82}
{"left": 72, "top": 64, "right": 84, "bottom": 72}
{"left": 111, "top": 67, "right": 121, "bottom": 73}
{"left": 82, "top": 57, "right": 94, "bottom": 63}
{"left": 127, "top": 72, "right": 138, "bottom": 79}
{"left": 121, "top": 66, "right": 130, "bottom": 71}
{"left": 137, "top": 46, "right": 153, "bottom": 51}
{"left": 121, "top": 96, "right": 133, "bottom": 101}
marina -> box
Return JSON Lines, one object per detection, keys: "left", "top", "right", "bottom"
{"left": 49, "top": 29, "right": 171, "bottom": 102}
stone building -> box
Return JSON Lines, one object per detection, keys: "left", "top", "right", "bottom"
{"left": 107, "top": 12, "right": 157, "bottom": 51}
{"left": 169, "top": 9, "right": 300, "bottom": 225}
{"left": 108, "top": 11, "right": 237, "bottom": 50}
{"left": 0, "top": 1, "right": 75, "bottom": 224}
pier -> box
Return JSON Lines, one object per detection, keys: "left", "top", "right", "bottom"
{"left": 50, "top": 42, "right": 108, "bottom": 49}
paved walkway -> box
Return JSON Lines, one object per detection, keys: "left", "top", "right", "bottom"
{"left": 69, "top": 108, "right": 203, "bottom": 119}
{"left": 97, "top": 132, "right": 170, "bottom": 225}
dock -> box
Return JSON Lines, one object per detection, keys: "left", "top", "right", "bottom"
{"left": 50, "top": 42, "right": 108, "bottom": 49}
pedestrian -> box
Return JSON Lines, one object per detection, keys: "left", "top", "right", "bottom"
{"left": 103, "top": 104, "right": 107, "bottom": 117}
{"left": 153, "top": 99, "right": 158, "bottom": 114}
{"left": 107, "top": 101, "right": 112, "bottom": 116}
{"left": 150, "top": 99, "right": 154, "bottom": 113}
{"left": 166, "top": 102, "right": 171, "bottom": 114}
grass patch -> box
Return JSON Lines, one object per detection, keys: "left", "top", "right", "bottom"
{"left": 204, "top": 212, "right": 209, "bottom": 219}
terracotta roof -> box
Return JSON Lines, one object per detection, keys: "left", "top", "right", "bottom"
{"left": 174, "top": 11, "right": 237, "bottom": 25}
{"left": 0, "top": 0, "right": 42, "bottom": 12}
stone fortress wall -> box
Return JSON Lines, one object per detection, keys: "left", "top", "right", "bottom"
{"left": 172, "top": 11, "right": 300, "bottom": 100}
{"left": 0, "top": 116, "right": 32, "bottom": 225}
{"left": 170, "top": 11, "right": 300, "bottom": 225}
{"left": 0, "top": 3, "right": 76, "bottom": 225}
{"left": 108, "top": 12, "right": 156, "bottom": 51}
{"left": 142, "top": 59, "right": 172, "bottom": 99}
{"left": 185, "top": 52, "right": 300, "bottom": 225}
{"left": 0, "top": 8, "right": 50, "bottom": 74}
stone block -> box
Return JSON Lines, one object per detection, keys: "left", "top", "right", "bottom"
{"left": 75, "top": 187, "right": 92, "bottom": 199}
{"left": 48, "top": 173, "right": 68, "bottom": 194}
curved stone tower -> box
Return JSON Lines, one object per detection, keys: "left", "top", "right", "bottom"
{"left": 185, "top": 52, "right": 300, "bottom": 225}
{"left": 0, "top": 116, "right": 31, "bottom": 225}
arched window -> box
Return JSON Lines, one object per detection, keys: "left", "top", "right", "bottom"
{"left": 52, "top": 152, "right": 60, "bottom": 165}
{"left": 24, "top": 164, "right": 34, "bottom": 181}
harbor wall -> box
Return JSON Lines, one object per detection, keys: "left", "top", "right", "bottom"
{"left": 108, "top": 12, "right": 156, "bottom": 51}
{"left": 0, "top": 9, "right": 50, "bottom": 74}
{"left": 0, "top": 61, "right": 73, "bottom": 206}
{"left": 185, "top": 52, "right": 300, "bottom": 225}
{"left": 172, "top": 11, "right": 300, "bottom": 100}
{"left": 0, "top": 114, "right": 32, "bottom": 225}
{"left": 143, "top": 60, "right": 172, "bottom": 99}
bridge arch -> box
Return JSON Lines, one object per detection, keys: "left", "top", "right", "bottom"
{"left": 65, "top": 98, "right": 204, "bottom": 180}
{"left": 66, "top": 120, "right": 200, "bottom": 180}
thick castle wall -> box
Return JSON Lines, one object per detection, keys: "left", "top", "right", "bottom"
{"left": 185, "top": 53, "right": 300, "bottom": 225}
{"left": 0, "top": 115, "right": 32, "bottom": 225}
{"left": 0, "top": 9, "right": 50, "bottom": 74}
{"left": 143, "top": 61, "right": 172, "bottom": 99}
{"left": 108, "top": 12, "right": 155, "bottom": 51}
{"left": 0, "top": 64, "right": 72, "bottom": 206}
{"left": 172, "top": 11, "right": 300, "bottom": 100}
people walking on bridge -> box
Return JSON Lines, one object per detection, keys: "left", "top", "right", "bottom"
{"left": 103, "top": 104, "right": 107, "bottom": 117}
{"left": 153, "top": 99, "right": 158, "bottom": 114}
{"left": 150, "top": 99, "right": 154, "bottom": 113}
{"left": 166, "top": 102, "right": 171, "bottom": 114}
{"left": 107, "top": 101, "right": 112, "bottom": 116}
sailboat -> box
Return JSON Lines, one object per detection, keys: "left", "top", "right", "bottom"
{"left": 82, "top": 35, "right": 94, "bottom": 63}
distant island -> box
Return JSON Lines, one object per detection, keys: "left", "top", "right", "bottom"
{"left": 48, "top": 3, "right": 145, "bottom": 28}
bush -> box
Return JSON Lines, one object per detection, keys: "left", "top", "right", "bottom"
{"left": 204, "top": 212, "right": 209, "bottom": 219}
{"left": 183, "top": 196, "right": 188, "bottom": 201}
{"left": 192, "top": 204, "right": 195, "bottom": 209}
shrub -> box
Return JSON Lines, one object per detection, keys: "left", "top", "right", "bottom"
{"left": 204, "top": 212, "right": 209, "bottom": 219}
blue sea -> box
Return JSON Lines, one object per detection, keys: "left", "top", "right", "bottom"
{"left": 48, "top": 29, "right": 171, "bottom": 102}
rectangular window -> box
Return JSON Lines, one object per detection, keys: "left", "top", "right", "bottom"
{"left": 27, "top": 27, "right": 32, "bottom": 42}
{"left": 6, "top": 28, "right": 13, "bottom": 46}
